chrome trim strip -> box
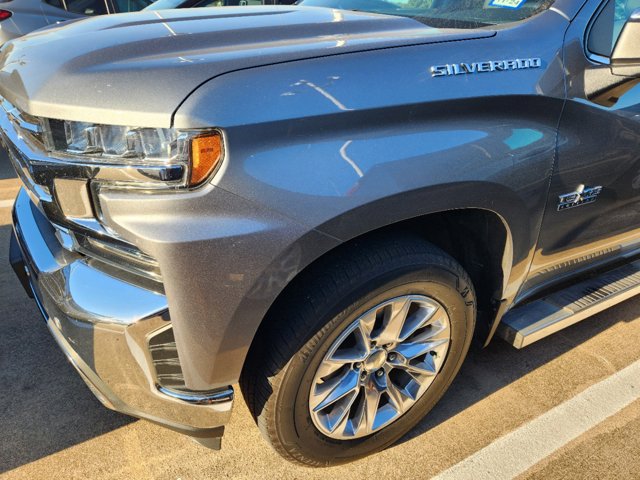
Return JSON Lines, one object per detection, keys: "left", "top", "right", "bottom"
{"left": 156, "top": 385, "right": 235, "bottom": 405}
{"left": 1, "top": 133, "right": 53, "bottom": 203}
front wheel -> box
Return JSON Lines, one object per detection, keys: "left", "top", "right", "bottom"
{"left": 241, "top": 236, "right": 476, "bottom": 466}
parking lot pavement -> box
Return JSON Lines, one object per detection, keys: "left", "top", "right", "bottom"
{"left": 1, "top": 148, "right": 640, "bottom": 480}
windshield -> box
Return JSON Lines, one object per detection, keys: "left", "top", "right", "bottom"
{"left": 298, "top": 0, "right": 556, "bottom": 28}
{"left": 145, "top": 0, "right": 555, "bottom": 26}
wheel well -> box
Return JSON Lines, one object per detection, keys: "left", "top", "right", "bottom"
{"left": 395, "top": 209, "right": 509, "bottom": 339}
{"left": 244, "top": 209, "right": 509, "bottom": 373}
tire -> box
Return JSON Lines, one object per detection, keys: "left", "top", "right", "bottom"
{"left": 241, "top": 235, "right": 476, "bottom": 467}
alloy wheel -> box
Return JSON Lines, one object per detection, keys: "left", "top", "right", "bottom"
{"left": 309, "top": 295, "right": 451, "bottom": 439}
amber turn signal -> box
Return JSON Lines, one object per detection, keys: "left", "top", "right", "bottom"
{"left": 189, "top": 132, "right": 223, "bottom": 187}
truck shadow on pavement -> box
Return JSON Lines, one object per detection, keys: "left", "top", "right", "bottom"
{"left": 0, "top": 224, "right": 134, "bottom": 474}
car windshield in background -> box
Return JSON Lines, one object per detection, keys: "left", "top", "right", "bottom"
{"left": 298, "top": 0, "right": 556, "bottom": 28}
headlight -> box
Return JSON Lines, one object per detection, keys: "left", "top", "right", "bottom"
{"left": 40, "top": 119, "right": 223, "bottom": 188}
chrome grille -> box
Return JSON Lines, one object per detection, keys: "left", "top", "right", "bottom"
{"left": 0, "top": 98, "right": 48, "bottom": 152}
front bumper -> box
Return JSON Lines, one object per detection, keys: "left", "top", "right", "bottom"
{"left": 10, "top": 188, "right": 234, "bottom": 445}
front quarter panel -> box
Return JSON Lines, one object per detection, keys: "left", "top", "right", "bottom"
{"left": 175, "top": 12, "right": 569, "bottom": 297}
{"left": 163, "top": 12, "right": 569, "bottom": 389}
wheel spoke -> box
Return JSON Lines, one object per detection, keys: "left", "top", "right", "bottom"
{"left": 394, "top": 337, "right": 448, "bottom": 360}
{"left": 407, "top": 314, "right": 449, "bottom": 344}
{"left": 314, "top": 358, "right": 348, "bottom": 380}
{"left": 399, "top": 378, "right": 421, "bottom": 400}
{"left": 312, "top": 369, "right": 360, "bottom": 412}
{"left": 357, "top": 310, "right": 377, "bottom": 343}
{"left": 386, "top": 377, "right": 406, "bottom": 414}
{"left": 397, "top": 304, "right": 438, "bottom": 342}
{"left": 344, "top": 394, "right": 367, "bottom": 437}
{"left": 364, "top": 384, "right": 381, "bottom": 433}
{"left": 402, "top": 357, "right": 437, "bottom": 378}
{"left": 426, "top": 316, "right": 451, "bottom": 340}
{"left": 323, "top": 319, "right": 371, "bottom": 369}
{"left": 376, "top": 297, "right": 412, "bottom": 345}
{"left": 324, "top": 388, "right": 360, "bottom": 434}
{"left": 329, "top": 347, "right": 368, "bottom": 364}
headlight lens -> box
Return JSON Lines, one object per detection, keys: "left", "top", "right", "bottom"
{"left": 60, "top": 122, "right": 176, "bottom": 160}
{"left": 41, "top": 119, "right": 222, "bottom": 188}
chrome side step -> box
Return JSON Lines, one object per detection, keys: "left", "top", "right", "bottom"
{"left": 498, "top": 259, "right": 640, "bottom": 348}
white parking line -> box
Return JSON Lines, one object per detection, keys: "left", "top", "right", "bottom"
{"left": 432, "top": 359, "right": 640, "bottom": 480}
{"left": 0, "top": 199, "right": 14, "bottom": 208}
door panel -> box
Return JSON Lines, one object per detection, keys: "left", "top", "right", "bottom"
{"left": 523, "top": 0, "right": 640, "bottom": 298}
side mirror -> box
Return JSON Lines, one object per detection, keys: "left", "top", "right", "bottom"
{"left": 611, "top": 8, "right": 640, "bottom": 76}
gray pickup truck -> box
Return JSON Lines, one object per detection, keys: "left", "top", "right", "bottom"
{"left": 2, "top": 0, "right": 640, "bottom": 467}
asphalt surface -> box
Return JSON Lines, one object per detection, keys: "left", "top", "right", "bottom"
{"left": 1, "top": 148, "right": 639, "bottom": 479}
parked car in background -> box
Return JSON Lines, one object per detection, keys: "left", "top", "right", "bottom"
{"left": 0, "top": 0, "right": 156, "bottom": 45}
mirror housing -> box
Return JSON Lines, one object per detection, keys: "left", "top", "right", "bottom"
{"left": 611, "top": 8, "right": 640, "bottom": 76}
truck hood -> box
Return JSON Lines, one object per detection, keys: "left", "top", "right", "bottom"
{"left": 0, "top": 6, "right": 494, "bottom": 128}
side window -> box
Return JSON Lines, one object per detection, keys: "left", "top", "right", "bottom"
{"left": 588, "top": 0, "right": 640, "bottom": 57}
{"left": 65, "top": 0, "right": 109, "bottom": 15}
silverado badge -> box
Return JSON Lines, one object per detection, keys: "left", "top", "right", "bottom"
{"left": 431, "top": 58, "right": 542, "bottom": 77}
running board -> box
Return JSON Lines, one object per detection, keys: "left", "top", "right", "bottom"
{"left": 498, "top": 260, "right": 640, "bottom": 348}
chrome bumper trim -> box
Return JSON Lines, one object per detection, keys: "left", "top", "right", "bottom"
{"left": 12, "top": 190, "right": 165, "bottom": 325}
{"left": 11, "top": 188, "right": 233, "bottom": 436}
{"left": 156, "top": 385, "right": 235, "bottom": 405}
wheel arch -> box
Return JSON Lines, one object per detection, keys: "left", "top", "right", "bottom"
{"left": 238, "top": 204, "right": 517, "bottom": 385}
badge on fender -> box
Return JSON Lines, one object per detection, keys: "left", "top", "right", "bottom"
{"left": 558, "top": 185, "right": 603, "bottom": 211}
{"left": 430, "top": 58, "right": 541, "bottom": 77}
